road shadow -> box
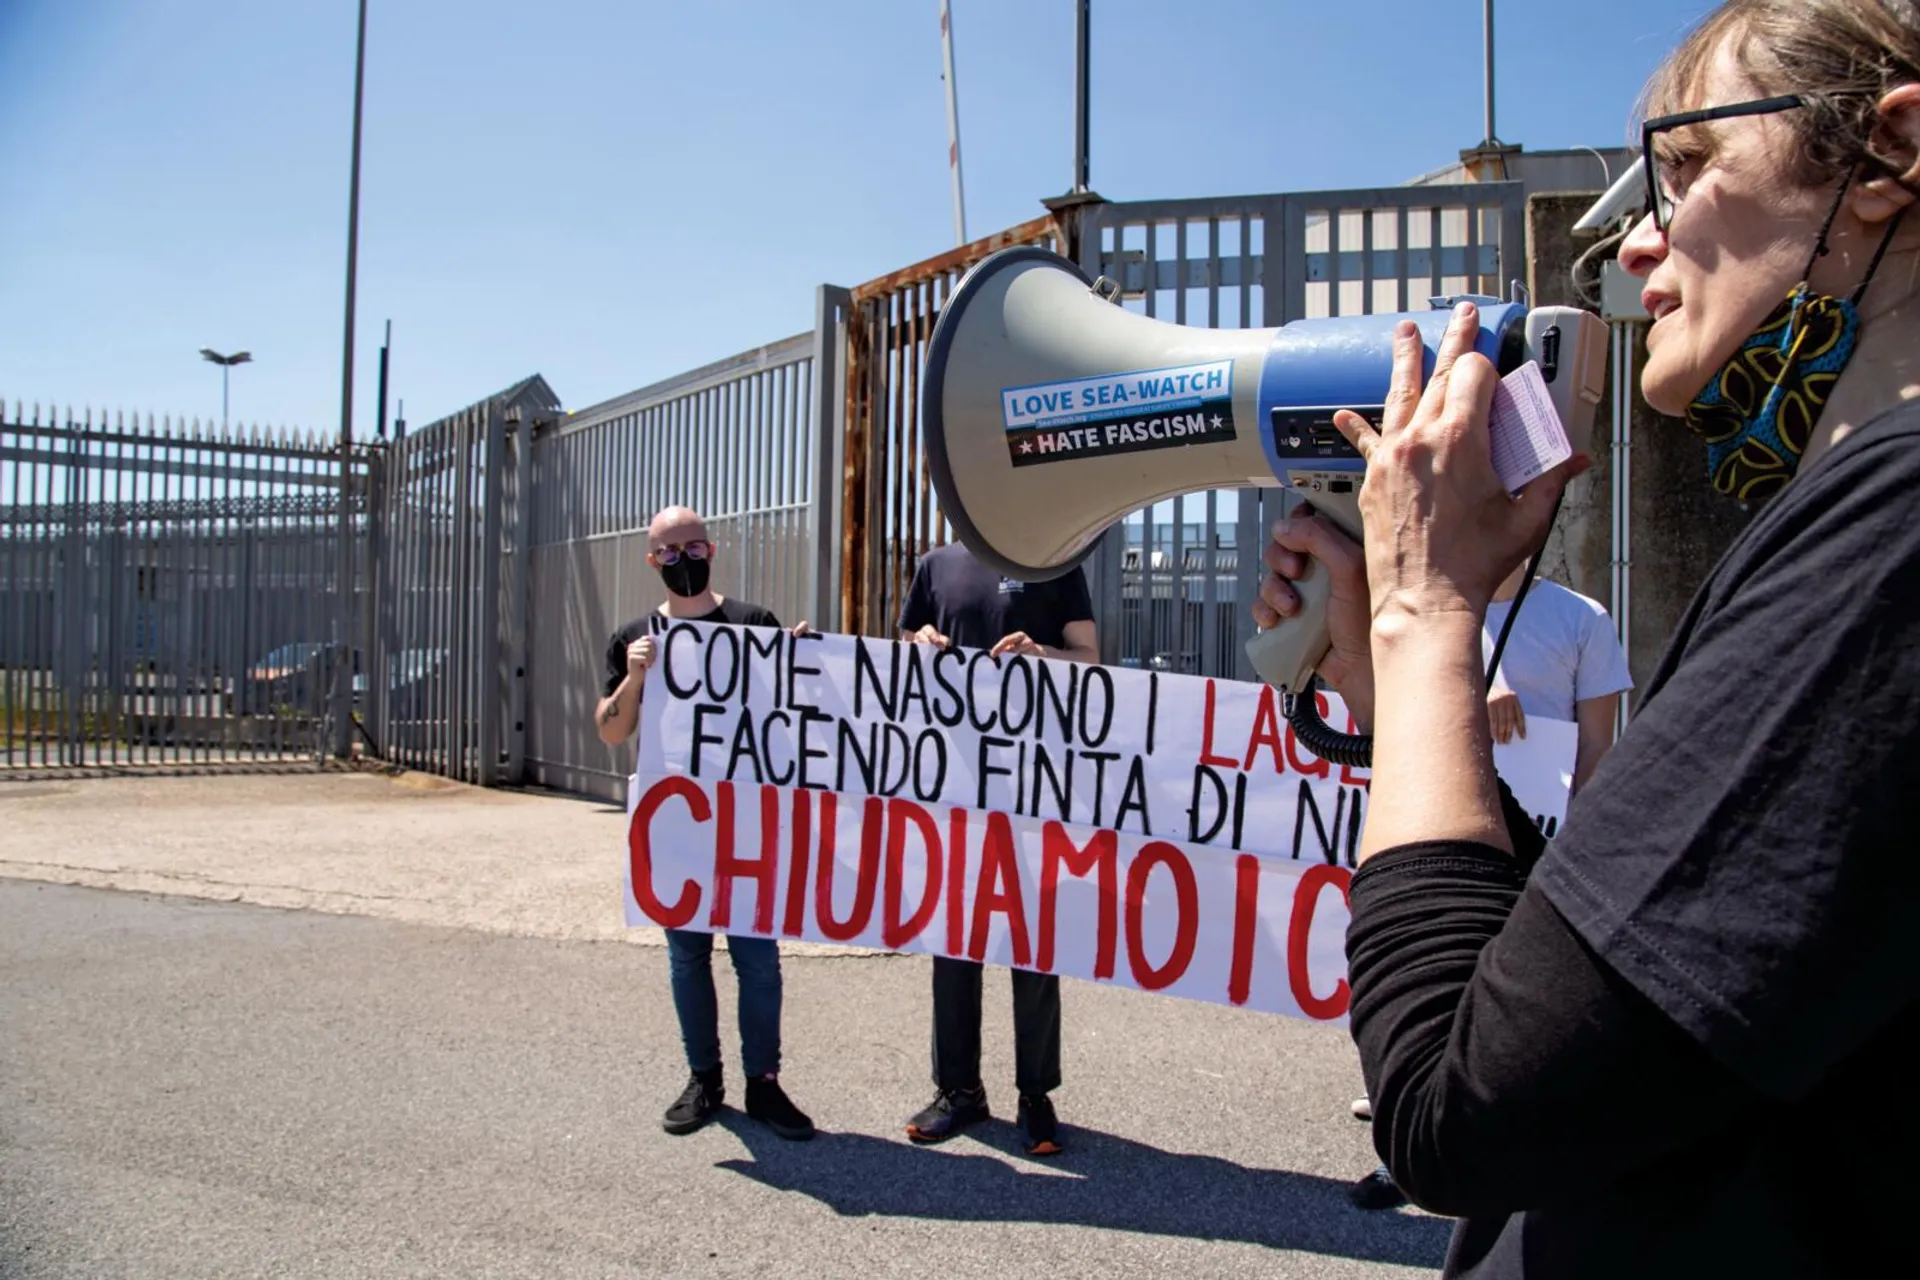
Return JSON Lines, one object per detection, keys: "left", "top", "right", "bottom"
{"left": 712, "top": 1112, "right": 1451, "bottom": 1268}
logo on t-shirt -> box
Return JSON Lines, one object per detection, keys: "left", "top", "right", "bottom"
{"left": 997, "top": 578, "right": 1025, "bottom": 595}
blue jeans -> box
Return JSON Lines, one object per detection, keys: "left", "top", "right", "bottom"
{"left": 665, "top": 929, "right": 782, "bottom": 1079}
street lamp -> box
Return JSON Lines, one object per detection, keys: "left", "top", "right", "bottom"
{"left": 199, "top": 348, "right": 252, "bottom": 429}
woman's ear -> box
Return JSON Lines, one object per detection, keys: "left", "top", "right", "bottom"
{"left": 1855, "top": 83, "right": 1920, "bottom": 223}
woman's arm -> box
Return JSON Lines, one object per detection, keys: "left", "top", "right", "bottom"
{"left": 1348, "top": 845, "right": 1753, "bottom": 1217}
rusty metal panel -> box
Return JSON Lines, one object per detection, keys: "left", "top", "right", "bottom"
{"left": 837, "top": 214, "right": 1064, "bottom": 637}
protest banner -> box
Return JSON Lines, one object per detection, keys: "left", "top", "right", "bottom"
{"left": 626, "top": 621, "right": 1574, "bottom": 1025}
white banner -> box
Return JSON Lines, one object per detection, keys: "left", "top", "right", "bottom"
{"left": 626, "top": 623, "right": 1574, "bottom": 1024}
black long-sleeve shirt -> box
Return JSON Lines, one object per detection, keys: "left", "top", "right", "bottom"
{"left": 1346, "top": 401, "right": 1920, "bottom": 1278}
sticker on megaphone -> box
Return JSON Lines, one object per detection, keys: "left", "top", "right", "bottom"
{"left": 1489, "top": 361, "right": 1573, "bottom": 495}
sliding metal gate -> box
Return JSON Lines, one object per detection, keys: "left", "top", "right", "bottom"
{"left": 1, "top": 404, "right": 370, "bottom": 771}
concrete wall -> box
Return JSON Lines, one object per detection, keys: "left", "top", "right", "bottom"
{"left": 1526, "top": 193, "right": 1755, "bottom": 701}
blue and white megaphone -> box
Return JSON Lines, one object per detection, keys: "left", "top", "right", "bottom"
{"left": 921, "top": 244, "right": 1608, "bottom": 715}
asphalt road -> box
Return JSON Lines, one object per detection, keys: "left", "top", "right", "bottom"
{"left": 0, "top": 880, "right": 1449, "bottom": 1280}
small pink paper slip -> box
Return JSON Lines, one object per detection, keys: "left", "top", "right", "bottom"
{"left": 1488, "top": 361, "right": 1572, "bottom": 495}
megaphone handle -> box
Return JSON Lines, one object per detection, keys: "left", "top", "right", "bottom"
{"left": 1243, "top": 564, "right": 1333, "bottom": 694}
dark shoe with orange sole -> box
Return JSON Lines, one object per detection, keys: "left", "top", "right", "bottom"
{"left": 906, "top": 1085, "right": 989, "bottom": 1144}
{"left": 1017, "top": 1093, "right": 1064, "bottom": 1157}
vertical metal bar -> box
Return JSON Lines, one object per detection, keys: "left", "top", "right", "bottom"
{"left": 1361, "top": 207, "right": 1377, "bottom": 316}
{"left": 27, "top": 421, "right": 42, "bottom": 768}
{"left": 1073, "top": 0, "right": 1090, "bottom": 193}
{"left": 1170, "top": 493, "right": 1186, "bottom": 671}
{"left": 1465, "top": 195, "right": 1483, "bottom": 300}
{"left": 904, "top": 283, "right": 924, "bottom": 576}
{"left": 1429, "top": 206, "right": 1444, "bottom": 300}
{"left": 6, "top": 418, "right": 19, "bottom": 769}
{"left": 333, "top": 0, "right": 370, "bottom": 761}
{"left": 1329, "top": 203, "right": 1344, "bottom": 318}
{"left": 809, "top": 286, "right": 845, "bottom": 632}
{"left": 1501, "top": 189, "right": 1527, "bottom": 300}
{"left": 1144, "top": 221, "right": 1158, "bottom": 319}
{"left": 1397, "top": 206, "right": 1411, "bottom": 311}
{"left": 1238, "top": 213, "right": 1253, "bottom": 334}
{"left": 160, "top": 418, "right": 178, "bottom": 766}
{"left": 1175, "top": 219, "right": 1188, "bottom": 325}
{"left": 1206, "top": 217, "right": 1221, "bottom": 327}
{"left": 434, "top": 418, "right": 452, "bottom": 778}
{"left": 1483, "top": 0, "right": 1498, "bottom": 146}
{"left": 3, "top": 416, "right": 16, "bottom": 769}
{"left": 184, "top": 422, "right": 202, "bottom": 767}
{"left": 441, "top": 419, "right": 457, "bottom": 779}
{"left": 1203, "top": 489, "right": 1220, "bottom": 676}
{"left": 505, "top": 409, "right": 532, "bottom": 783}
{"left": 395, "top": 431, "right": 415, "bottom": 771}
{"left": 33, "top": 417, "right": 47, "bottom": 770}
{"left": 418, "top": 427, "right": 436, "bottom": 774}
{"left": 477, "top": 408, "right": 504, "bottom": 785}
{"left": 137, "top": 419, "right": 152, "bottom": 767}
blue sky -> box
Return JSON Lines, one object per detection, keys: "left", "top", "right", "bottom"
{"left": 0, "top": 0, "right": 1717, "bottom": 435}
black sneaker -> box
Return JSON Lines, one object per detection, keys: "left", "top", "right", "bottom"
{"left": 1017, "top": 1093, "right": 1064, "bottom": 1157}
{"left": 745, "top": 1076, "right": 815, "bottom": 1141}
{"left": 1349, "top": 1166, "right": 1408, "bottom": 1211}
{"left": 661, "top": 1069, "right": 724, "bottom": 1135}
{"left": 905, "top": 1085, "right": 989, "bottom": 1144}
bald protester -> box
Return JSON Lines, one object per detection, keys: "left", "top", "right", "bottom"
{"left": 594, "top": 505, "right": 816, "bottom": 1141}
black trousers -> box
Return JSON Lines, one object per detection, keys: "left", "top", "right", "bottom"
{"left": 930, "top": 955, "right": 1061, "bottom": 1097}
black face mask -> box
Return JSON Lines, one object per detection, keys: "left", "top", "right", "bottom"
{"left": 659, "top": 556, "right": 711, "bottom": 599}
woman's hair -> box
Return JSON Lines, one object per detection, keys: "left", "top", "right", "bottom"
{"left": 1643, "top": 0, "right": 1920, "bottom": 185}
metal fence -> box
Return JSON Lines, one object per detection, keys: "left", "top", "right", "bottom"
{"left": 520, "top": 340, "right": 821, "bottom": 799}
{"left": 1072, "top": 183, "right": 1527, "bottom": 679}
{"left": 1, "top": 403, "right": 368, "bottom": 771}
{"left": 364, "top": 377, "right": 554, "bottom": 784}
{"left": 2, "top": 179, "right": 1534, "bottom": 791}
{"left": 828, "top": 184, "right": 1526, "bottom": 678}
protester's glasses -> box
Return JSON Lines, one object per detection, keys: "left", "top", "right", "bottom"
{"left": 1641, "top": 94, "right": 1805, "bottom": 234}
{"left": 653, "top": 540, "right": 711, "bottom": 566}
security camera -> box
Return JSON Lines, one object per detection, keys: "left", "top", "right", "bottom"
{"left": 1574, "top": 165, "right": 1648, "bottom": 234}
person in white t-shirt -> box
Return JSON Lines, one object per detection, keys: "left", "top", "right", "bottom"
{"left": 1481, "top": 563, "right": 1634, "bottom": 796}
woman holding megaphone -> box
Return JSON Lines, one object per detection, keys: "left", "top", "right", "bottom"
{"left": 1254, "top": 1, "right": 1920, "bottom": 1274}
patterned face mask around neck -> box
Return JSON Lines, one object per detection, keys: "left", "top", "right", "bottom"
{"left": 1681, "top": 168, "right": 1906, "bottom": 502}
{"left": 1682, "top": 286, "right": 1861, "bottom": 500}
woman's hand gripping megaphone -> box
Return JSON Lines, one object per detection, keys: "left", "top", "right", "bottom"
{"left": 1253, "top": 303, "right": 1590, "bottom": 738}
{"left": 1254, "top": 511, "right": 1375, "bottom": 733}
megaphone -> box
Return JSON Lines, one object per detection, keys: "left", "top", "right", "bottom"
{"left": 922, "top": 245, "right": 1607, "bottom": 751}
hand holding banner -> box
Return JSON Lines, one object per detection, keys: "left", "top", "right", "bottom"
{"left": 626, "top": 623, "right": 1574, "bottom": 1025}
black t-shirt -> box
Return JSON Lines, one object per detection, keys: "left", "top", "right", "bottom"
{"left": 602, "top": 596, "right": 780, "bottom": 696}
{"left": 895, "top": 543, "right": 1093, "bottom": 650}
{"left": 1345, "top": 399, "right": 1920, "bottom": 1277}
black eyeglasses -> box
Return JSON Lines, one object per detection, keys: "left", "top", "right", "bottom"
{"left": 653, "top": 539, "right": 711, "bottom": 566}
{"left": 1642, "top": 94, "right": 1805, "bottom": 233}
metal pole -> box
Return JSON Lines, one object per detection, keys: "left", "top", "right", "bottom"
{"left": 376, "top": 319, "right": 390, "bottom": 440}
{"left": 1073, "top": 0, "right": 1090, "bottom": 193}
{"left": 332, "top": 0, "right": 369, "bottom": 758}
{"left": 1483, "top": 0, "right": 1497, "bottom": 145}
{"left": 221, "top": 366, "right": 230, "bottom": 431}
{"left": 939, "top": 0, "right": 968, "bottom": 246}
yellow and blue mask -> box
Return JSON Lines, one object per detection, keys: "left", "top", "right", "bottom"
{"left": 1683, "top": 286, "right": 1860, "bottom": 500}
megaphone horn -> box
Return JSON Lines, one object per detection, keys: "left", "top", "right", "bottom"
{"left": 922, "top": 246, "right": 1608, "bottom": 758}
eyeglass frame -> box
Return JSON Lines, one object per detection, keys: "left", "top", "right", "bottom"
{"left": 1641, "top": 93, "right": 1806, "bottom": 234}
{"left": 650, "top": 539, "right": 712, "bottom": 566}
